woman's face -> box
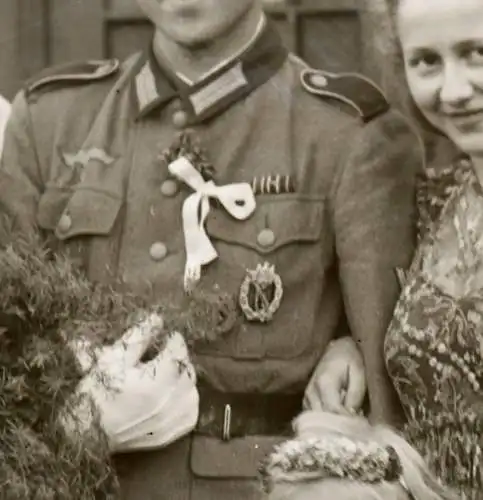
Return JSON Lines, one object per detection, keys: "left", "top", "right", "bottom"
{"left": 397, "top": 0, "right": 483, "bottom": 155}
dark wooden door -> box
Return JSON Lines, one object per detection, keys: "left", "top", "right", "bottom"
{"left": 1, "top": 0, "right": 382, "bottom": 99}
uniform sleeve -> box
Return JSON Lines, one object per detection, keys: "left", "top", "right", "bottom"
{"left": 0, "top": 91, "right": 43, "bottom": 239}
{"left": 331, "top": 109, "right": 423, "bottom": 425}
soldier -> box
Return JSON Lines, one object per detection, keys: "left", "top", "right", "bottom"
{"left": 0, "top": 0, "right": 422, "bottom": 499}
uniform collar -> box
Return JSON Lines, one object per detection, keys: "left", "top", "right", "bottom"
{"left": 131, "top": 20, "right": 288, "bottom": 123}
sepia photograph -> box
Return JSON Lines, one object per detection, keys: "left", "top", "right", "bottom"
{"left": 0, "top": 0, "right": 480, "bottom": 498}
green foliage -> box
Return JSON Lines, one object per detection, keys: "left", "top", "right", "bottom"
{"left": 0, "top": 233, "right": 224, "bottom": 499}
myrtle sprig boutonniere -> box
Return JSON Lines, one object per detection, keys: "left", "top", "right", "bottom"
{"left": 159, "top": 131, "right": 216, "bottom": 182}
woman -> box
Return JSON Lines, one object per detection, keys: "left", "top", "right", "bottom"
{"left": 376, "top": 0, "right": 483, "bottom": 498}
{"left": 259, "top": 411, "right": 456, "bottom": 500}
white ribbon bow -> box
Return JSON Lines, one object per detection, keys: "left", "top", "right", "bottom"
{"left": 168, "top": 157, "right": 256, "bottom": 291}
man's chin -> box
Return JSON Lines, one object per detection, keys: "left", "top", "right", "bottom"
{"left": 176, "top": 37, "right": 213, "bottom": 51}
{"left": 166, "top": 27, "right": 216, "bottom": 51}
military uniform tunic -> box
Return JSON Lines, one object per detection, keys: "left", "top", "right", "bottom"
{"left": 0, "top": 22, "right": 422, "bottom": 500}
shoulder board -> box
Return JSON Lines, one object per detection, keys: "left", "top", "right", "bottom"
{"left": 300, "top": 69, "right": 390, "bottom": 123}
{"left": 25, "top": 59, "right": 120, "bottom": 96}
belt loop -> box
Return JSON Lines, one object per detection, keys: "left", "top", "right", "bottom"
{"left": 222, "top": 404, "right": 232, "bottom": 441}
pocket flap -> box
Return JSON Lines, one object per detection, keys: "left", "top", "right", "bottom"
{"left": 37, "top": 187, "right": 122, "bottom": 240}
{"left": 206, "top": 196, "right": 324, "bottom": 254}
{"left": 190, "top": 435, "right": 284, "bottom": 478}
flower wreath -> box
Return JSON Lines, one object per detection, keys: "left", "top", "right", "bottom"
{"left": 259, "top": 435, "right": 402, "bottom": 494}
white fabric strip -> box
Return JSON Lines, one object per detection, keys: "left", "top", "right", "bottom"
{"left": 168, "top": 157, "right": 256, "bottom": 291}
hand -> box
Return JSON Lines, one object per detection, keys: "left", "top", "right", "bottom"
{"left": 112, "top": 331, "right": 199, "bottom": 451}
{"left": 62, "top": 313, "right": 199, "bottom": 453}
{"left": 303, "top": 336, "right": 366, "bottom": 415}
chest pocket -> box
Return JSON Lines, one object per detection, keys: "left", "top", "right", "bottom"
{"left": 200, "top": 195, "right": 328, "bottom": 360}
{"left": 37, "top": 185, "right": 123, "bottom": 239}
{"left": 36, "top": 185, "right": 123, "bottom": 272}
{"left": 206, "top": 195, "right": 325, "bottom": 253}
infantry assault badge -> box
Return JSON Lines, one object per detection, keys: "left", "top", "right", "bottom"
{"left": 239, "top": 262, "right": 283, "bottom": 323}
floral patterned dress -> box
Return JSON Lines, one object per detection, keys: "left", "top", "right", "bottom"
{"left": 385, "top": 155, "right": 483, "bottom": 499}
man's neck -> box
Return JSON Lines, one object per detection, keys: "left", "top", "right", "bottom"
{"left": 152, "top": 7, "right": 264, "bottom": 85}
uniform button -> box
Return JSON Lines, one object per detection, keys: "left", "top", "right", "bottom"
{"left": 311, "top": 74, "right": 328, "bottom": 87}
{"left": 57, "top": 213, "right": 72, "bottom": 232}
{"left": 172, "top": 110, "right": 188, "bottom": 129}
{"left": 257, "top": 228, "right": 276, "bottom": 248}
{"left": 149, "top": 242, "right": 168, "bottom": 261}
{"left": 160, "top": 179, "right": 179, "bottom": 197}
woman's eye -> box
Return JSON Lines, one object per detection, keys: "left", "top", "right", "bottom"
{"left": 467, "top": 46, "right": 483, "bottom": 64}
{"left": 407, "top": 52, "right": 441, "bottom": 72}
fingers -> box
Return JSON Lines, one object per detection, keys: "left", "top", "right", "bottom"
{"left": 140, "top": 332, "right": 194, "bottom": 382}
{"left": 343, "top": 364, "right": 367, "bottom": 412}
{"left": 319, "top": 390, "right": 351, "bottom": 415}
{"left": 322, "top": 337, "right": 356, "bottom": 363}
{"left": 71, "top": 312, "right": 165, "bottom": 374}
{"left": 111, "top": 313, "right": 164, "bottom": 367}
{"left": 303, "top": 392, "right": 323, "bottom": 411}
{"left": 304, "top": 378, "right": 350, "bottom": 415}
{"left": 162, "top": 331, "right": 190, "bottom": 361}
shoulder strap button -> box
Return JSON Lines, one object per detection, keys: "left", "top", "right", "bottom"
{"left": 300, "top": 68, "right": 390, "bottom": 123}
{"left": 308, "top": 73, "right": 328, "bottom": 88}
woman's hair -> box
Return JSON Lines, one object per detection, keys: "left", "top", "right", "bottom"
{"left": 261, "top": 411, "right": 459, "bottom": 500}
{"left": 364, "top": 0, "right": 447, "bottom": 148}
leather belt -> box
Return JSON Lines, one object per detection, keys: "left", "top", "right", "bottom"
{"left": 196, "top": 384, "right": 303, "bottom": 440}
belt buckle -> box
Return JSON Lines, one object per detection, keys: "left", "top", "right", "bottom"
{"left": 222, "top": 404, "right": 232, "bottom": 441}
